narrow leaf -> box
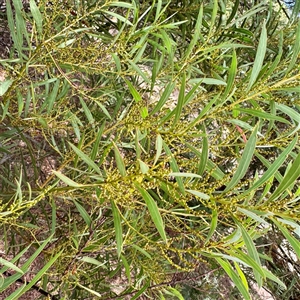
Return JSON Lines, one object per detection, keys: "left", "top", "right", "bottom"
{"left": 186, "top": 189, "right": 210, "bottom": 200}
{"left": 215, "top": 258, "right": 251, "bottom": 300}
{"left": 275, "top": 103, "right": 300, "bottom": 124}
{"left": 128, "top": 61, "right": 150, "bottom": 83}
{"left": 120, "top": 254, "right": 131, "bottom": 281}
{"left": 138, "top": 159, "right": 149, "bottom": 174}
{"left": 6, "top": 251, "right": 62, "bottom": 300}
{"left": 166, "top": 287, "right": 185, "bottom": 300}
{"left": 0, "top": 236, "right": 53, "bottom": 293}
{"left": 135, "top": 183, "right": 167, "bottom": 242}
{"left": 39, "top": 79, "right": 60, "bottom": 113}
{"left": 234, "top": 261, "right": 249, "bottom": 292}
{"left": 185, "top": 5, "right": 203, "bottom": 58}
{"left": 224, "top": 124, "right": 258, "bottom": 192}
{"left": 198, "top": 126, "right": 208, "bottom": 175}
{"left": 68, "top": 142, "right": 102, "bottom": 175}
{"left": 0, "top": 258, "right": 24, "bottom": 274}
{"left": 236, "top": 108, "right": 290, "bottom": 124}
{"left": 124, "top": 79, "right": 141, "bottom": 103}
{"left": 237, "top": 208, "right": 269, "bottom": 225}
{"left": 112, "top": 142, "right": 127, "bottom": 177}
{"left": 102, "top": 11, "right": 133, "bottom": 25}
{"left": 52, "top": 171, "right": 82, "bottom": 188}
{"left": 247, "top": 22, "right": 267, "bottom": 91}
{"left": 131, "top": 244, "right": 152, "bottom": 259}
{"left": 153, "top": 134, "right": 163, "bottom": 166}
{"left": 244, "top": 136, "right": 298, "bottom": 195}
{"left": 169, "top": 172, "right": 202, "bottom": 179}
{"left": 73, "top": 200, "right": 92, "bottom": 227}
{"left": 271, "top": 218, "right": 300, "bottom": 258}
{"left": 287, "top": 20, "right": 300, "bottom": 72}
{"left": 205, "top": 209, "right": 218, "bottom": 244}
{"left": 173, "top": 73, "right": 186, "bottom": 125}
{"left": 30, "top": 0, "right": 43, "bottom": 35}
{"left": 238, "top": 223, "right": 263, "bottom": 286}
{"left": 131, "top": 280, "right": 150, "bottom": 300}
{"left": 111, "top": 201, "right": 123, "bottom": 257}
{"left": 151, "top": 82, "right": 175, "bottom": 115}
{"left": 78, "top": 256, "right": 106, "bottom": 267}
{"left": 109, "top": 2, "right": 134, "bottom": 9}
{"left": 0, "top": 80, "right": 13, "bottom": 96}
{"left": 190, "top": 78, "right": 226, "bottom": 85}
{"left": 267, "top": 151, "right": 300, "bottom": 202}
{"left": 223, "top": 49, "right": 237, "bottom": 99}
{"left": 91, "top": 122, "right": 106, "bottom": 161}
{"left": 261, "top": 268, "right": 286, "bottom": 289}
{"left": 79, "top": 97, "right": 95, "bottom": 125}
{"left": 163, "top": 142, "right": 185, "bottom": 194}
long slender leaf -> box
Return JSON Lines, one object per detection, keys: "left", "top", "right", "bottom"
{"left": 78, "top": 256, "right": 106, "bottom": 267}
{"left": 173, "top": 73, "right": 186, "bottom": 126}
{"left": 223, "top": 50, "right": 237, "bottom": 100}
{"left": 0, "top": 80, "right": 13, "bottom": 96}
{"left": 205, "top": 251, "right": 265, "bottom": 278}
{"left": 198, "top": 126, "right": 208, "bottom": 176}
{"left": 153, "top": 134, "right": 163, "bottom": 166}
{"left": 267, "top": 151, "right": 300, "bottom": 202}
{"left": 275, "top": 103, "right": 300, "bottom": 124}
{"left": 131, "top": 244, "right": 152, "bottom": 259}
{"left": 237, "top": 222, "right": 263, "bottom": 286}
{"left": 169, "top": 172, "right": 202, "bottom": 179}
{"left": 247, "top": 22, "right": 267, "bottom": 91}
{"left": 237, "top": 108, "right": 290, "bottom": 124}
{"left": 237, "top": 207, "right": 270, "bottom": 225}
{"left": 73, "top": 200, "right": 92, "bottom": 227}
{"left": 163, "top": 142, "right": 185, "bottom": 194}
{"left": 150, "top": 82, "right": 175, "bottom": 115}
{"left": 205, "top": 209, "right": 218, "bottom": 244}
{"left": 186, "top": 189, "right": 210, "bottom": 200}
{"left": 234, "top": 262, "right": 249, "bottom": 292}
{"left": 90, "top": 122, "right": 106, "bottom": 161}
{"left": 243, "top": 135, "right": 298, "bottom": 195}
{"left": 30, "top": 0, "right": 43, "bottom": 35}
{"left": 135, "top": 183, "right": 167, "bottom": 242}
{"left": 215, "top": 258, "right": 251, "bottom": 300}
{"left": 112, "top": 142, "right": 127, "bottom": 177}
{"left": 166, "top": 287, "right": 185, "bottom": 300}
{"left": 102, "top": 11, "right": 133, "bottom": 26}
{"left": 0, "top": 236, "right": 54, "bottom": 293}
{"left": 68, "top": 142, "right": 102, "bottom": 175}
{"left": 131, "top": 279, "right": 150, "bottom": 300}
{"left": 79, "top": 97, "right": 95, "bottom": 125}
{"left": 224, "top": 124, "right": 258, "bottom": 192}
{"left": 287, "top": 20, "right": 300, "bottom": 73}
{"left": 124, "top": 79, "right": 142, "bottom": 103}
{"left": 6, "top": 251, "right": 62, "bottom": 300}
{"left": 0, "top": 258, "right": 24, "bottom": 274}
{"left": 52, "top": 171, "right": 82, "bottom": 188}
{"left": 111, "top": 201, "right": 123, "bottom": 258}
{"left": 0, "top": 246, "right": 30, "bottom": 275}
{"left": 185, "top": 5, "right": 203, "bottom": 58}
{"left": 261, "top": 268, "right": 286, "bottom": 289}
{"left": 271, "top": 218, "right": 300, "bottom": 258}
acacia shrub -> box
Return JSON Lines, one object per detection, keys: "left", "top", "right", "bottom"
{"left": 0, "top": 0, "right": 299, "bottom": 299}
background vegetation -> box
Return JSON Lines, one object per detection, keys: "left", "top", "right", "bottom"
{"left": 0, "top": 0, "right": 299, "bottom": 299}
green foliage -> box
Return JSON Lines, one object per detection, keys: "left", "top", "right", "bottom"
{"left": 0, "top": 0, "right": 299, "bottom": 299}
